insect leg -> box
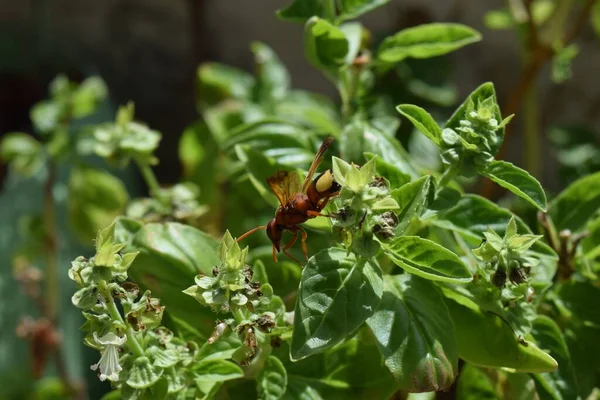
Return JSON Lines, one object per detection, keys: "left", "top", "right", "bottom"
{"left": 282, "top": 228, "right": 303, "bottom": 266}
{"left": 307, "top": 210, "right": 337, "bottom": 219}
{"left": 298, "top": 226, "right": 309, "bottom": 261}
{"left": 237, "top": 225, "right": 267, "bottom": 243}
{"left": 272, "top": 245, "right": 278, "bottom": 263}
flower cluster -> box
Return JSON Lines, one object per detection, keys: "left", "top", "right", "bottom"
{"left": 126, "top": 182, "right": 208, "bottom": 225}
{"left": 184, "top": 231, "right": 285, "bottom": 364}
{"left": 68, "top": 223, "right": 201, "bottom": 396}
{"left": 92, "top": 102, "right": 161, "bottom": 166}
{"left": 472, "top": 217, "right": 542, "bottom": 289}
{"left": 440, "top": 96, "right": 512, "bottom": 175}
{"left": 331, "top": 156, "right": 400, "bottom": 258}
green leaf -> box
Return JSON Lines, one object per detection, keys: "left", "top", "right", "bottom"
{"left": 364, "top": 153, "right": 411, "bottom": 189}
{"left": 531, "top": 316, "right": 579, "bottom": 400}
{"left": 549, "top": 171, "right": 600, "bottom": 232}
{"left": 431, "top": 194, "right": 558, "bottom": 263}
{"left": 340, "top": 119, "right": 419, "bottom": 177}
{"left": 455, "top": 364, "right": 500, "bottom": 399}
{"left": 340, "top": 22, "right": 362, "bottom": 65}
{"left": 197, "top": 62, "right": 255, "bottom": 106}
{"left": 377, "top": 23, "right": 481, "bottom": 63}
{"left": 396, "top": 104, "right": 442, "bottom": 146}
{"left": 274, "top": 91, "right": 341, "bottom": 134}
{"left": 390, "top": 175, "right": 434, "bottom": 234}
{"left": 68, "top": 167, "right": 129, "bottom": 245}
{"left": 30, "top": 100, "right": 61, "bottom": 135}
{"left": 337, "top": 0, "right": 390, "bottom": 22}
{"left": 130, "top": 222, "right": 220, "bottom": 336}
{"left": 224, "top": 119, "right": 313, "bottom": 154}
{"left": 234, "top": 145, "right": 282, "bottom": 208}
{"left": 71, "top": 76, "right": 108, "bottom": 118}
{"left": 0, "top": 132, "right": 44, "bottom": 177}
{"left": 367, "top": 274, "right": 458, "bottom": 391}
{"left": 441, "top": 287, "right": 557, "bottom": 373}
{"left": 304, "top": 17, "right": 349, "bottom": 72}
{"left": 257, "top": 356, "right": 288, "bottom": 400}
{"left": 193, "top": 359, "right": 244, "bottom": 382}
{"left": 445, "top": 82, "right": 505, "bottom": 155}
{"left": 591, "top": 1, "right": 600, "bottom": 38}
{"left": 277, "top": 0, "right": 324, "bottom": 23}
{"left": 481, "top": 160, "right": 547, "bottom": 212}
{"left": 291, "top": 248, "right": 383, "bottom": 360}
{"left": 382, "top": 236, "right": 472, "bottom": 283}
{"left": 252, "top": 42, "right": 291, "bottom": 104}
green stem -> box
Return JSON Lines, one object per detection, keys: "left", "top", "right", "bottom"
{"left": 323, "top": 0, "right": 336, "bottom": 21}
{"left": 523, "top": 83, "right": 540, "bottom": 178}
{"left": 436, "top": 164, "right": 458, "bottom": 192}
{"left": 99, "top": 282, "right": 145, "bottom": 358}
{"left": 135, "top": 160, "right": 162, "bottom": 198}
{"left": 232, "top": 307, "right": 247, "bottom": 323}
{"left": 44, "top": 161, "right": 58, "bottom": 321}
{"left": 340, "top": 67, "right": 361, "bottom": 119}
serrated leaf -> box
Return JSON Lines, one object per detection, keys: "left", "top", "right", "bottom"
{"left": 291, "top": 249, "right": 383, "bottom": 360}
{"left": 257, "top": 356, "right": 287, "bottom": 400}
{"left": 481, "top": 160, "right": 547, "bottom": 212}
{"left": 397, "top": 104, "right": 442, "bottom": 146}
{"left": 382, "top": 236, "right": 472, "bottom": 283}
{"left": 304, "top": 17, "right": 349, "bottom": 72}
{"left": 549, "top": 171, "right": 600, "bottom": 232}
{"left": 367, "top": 274, "right": 458, "bottom": 391}
{"left": 337, "top": 0, "right": 390, "bottom": 22}
{"left": 378, "top": 23, "right": 481, "bottom": 63}
{"left": 390, "top": 175, "right": 434, "bottom": 234}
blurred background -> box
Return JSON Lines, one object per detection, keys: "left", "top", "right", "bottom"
{"left": 1, "top": 0, "right": 598, "bottom": 398}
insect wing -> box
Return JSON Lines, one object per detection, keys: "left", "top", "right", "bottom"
{"left": 302, "top": 136, "right": 334, "bottom": 193}
{"left": 267, "top": 170, "right": 302, "bottom": 206}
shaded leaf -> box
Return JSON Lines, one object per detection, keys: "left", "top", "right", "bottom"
{"left": 549, "top": 171, "right": 600, "bottom": 232}
{"left": 291, "top": 249, "right": 383, "bottom": 360}
{"left": 252, "top": 42, "right": 291, "bottom": 105}
{"left": 68, "top": 167, "right": 128, "bottom": 245}
{"left": 277, "top": 0, "right": 324, "bottom": 23}
{"left": 441, "top": 287, "right": 557, "bottom": 372}
{"left": 367, "top": 274, "right": 458, "bottom": 391}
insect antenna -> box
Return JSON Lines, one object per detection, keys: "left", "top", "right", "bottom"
{"left": 236, "top": 225, "right": 267, "bottom": 243}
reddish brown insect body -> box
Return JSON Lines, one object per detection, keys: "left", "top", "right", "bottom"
{"left": 237, "top": 137, "right": 340, "bottom": 264}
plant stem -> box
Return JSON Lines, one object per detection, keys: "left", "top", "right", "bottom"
{"left": 437, "top": 164, "right": 457, "bottom": 192}
{"left": 135, "top": 159, "right": 170, "bottom": 208}
{"left": 323, "top": 0, "right": 336, "bottom": 21}
{"left": 100, "top": 282, "right": 145, "bottom": 358}
{"left": 44, "top": 162, "right": 58, "bottom": 321}
{"left": 523, "top": 81, "right": 540, "bottom": 177}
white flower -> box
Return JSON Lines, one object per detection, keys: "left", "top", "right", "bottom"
{"left": 90, "top": 332, "right": 127, "bottom": 382}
